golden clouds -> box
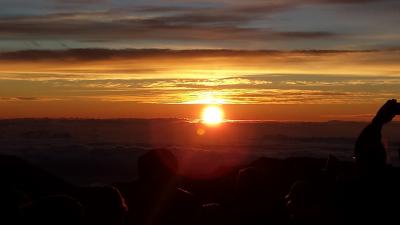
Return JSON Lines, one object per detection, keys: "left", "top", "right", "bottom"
{"left": 0, "top": 49, "right": 399, "bottom": 119}
{"left": 1, "top": 49, "right": 400, "bottom": 80}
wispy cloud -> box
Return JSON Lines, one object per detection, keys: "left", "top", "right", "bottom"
{"left": 1, "top": 49, "right": 399, "bottom": 81}
{"left": 0, "top": 13, "right": 338, "bottom": 43}
{"left": 0, "top": 49, "right": 363, "bottom": 62}
{"left": 1, "top": 74, "right": 399, "bottom": 104}
{"left": 2, "top": 0, "right": 398, "bottom": 50}
{"left": 0, "top": 96, "right": 59, "bottom": 101}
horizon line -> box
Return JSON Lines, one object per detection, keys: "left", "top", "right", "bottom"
{"left": 0, "top": 117, "right": 373, "bottom": 123}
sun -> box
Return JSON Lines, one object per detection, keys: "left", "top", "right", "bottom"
{"left": 201, "top": 105, "right": 224, "bottom": 125}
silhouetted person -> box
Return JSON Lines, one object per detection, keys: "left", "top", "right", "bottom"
{"left": 78, "top": 185, "right": 128, "bottom": 225}
{"left": 117, "top": 149, "right": 199, "bottom": 225}
{"left": 323, "top": 155, "right": 339, "bottom": 174}
{"left": 235, "top": 167, "right": 265, "bottom": 224}
{"left": 235, "top": 166, "right": 289, "bottom": 225}
{"left": 21, "top": 195, "right": 83, "bottom": 225}
{"left": 341, "top": 99, "right": 400, "bottom": 224}
{"left": 354, "top": 99, "right": 397, "bottom": 175}
{"left": 285, "top": 181, "right": 329, "bottom": 225}
{"left": 137, "top": 148, "right": 178, "bottom": 185}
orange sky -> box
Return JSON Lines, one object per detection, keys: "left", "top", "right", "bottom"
{"left": 0, "top": 98, "right": 388, "bottom": 122}
{"left": 1, "top": 49, "right": 400, "bottom": 121}
{"left": 1, "top": 1, "right": 400, "bottom": 121}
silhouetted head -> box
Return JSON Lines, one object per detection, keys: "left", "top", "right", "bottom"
{"left": 324, "top": 155, "right": 339, "bottom": 173}
{"left": 138, "top": 149, "right": 178, "bottom": 183}
{"left": 285, "top": 181, "right": 323, "bottom": 224}
{"left": 236, "top": 167, "right": 263, "bottom": 196}
{"left": 78, "top": 185, "right": 127, "bottom": 225}
{"left": 21, "top": 195, "right": 83, "bottom": 225}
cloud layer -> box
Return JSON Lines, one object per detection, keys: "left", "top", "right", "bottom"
{"left": 1, "top": 73, "right": 399, "bottom": 105}
{"left": 0, "top": 0, "right": 399, "bottom": 50}
{"left": 1, "top": 48, "right": 399, "bottom": 79}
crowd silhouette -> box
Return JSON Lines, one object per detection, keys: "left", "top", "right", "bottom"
{"left": 2, "top": 99, "right": 400, "bottom": 225}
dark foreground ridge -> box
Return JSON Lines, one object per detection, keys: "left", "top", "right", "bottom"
{"left": 2, "top": 150, "right": 400, "bottom": 225}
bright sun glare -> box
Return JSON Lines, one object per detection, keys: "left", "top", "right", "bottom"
{"left": 202, "top": 105, "right": 224, "bottom": 125}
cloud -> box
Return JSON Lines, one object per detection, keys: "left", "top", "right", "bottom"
{"left": 1, "top": 0, "right": 397, "bottom": 50}
{"left": 0, "top": 48, "right": 376, "bottom": 62}
{"left": 274, "top": 31, "right": 338, "bottom": 39}
{"left": 1, "top": 48, "right": 399, "bottom": 83}
{"left": 15, "top": 97, "right": 39, "bottom": 101}
{"left": 310, "top": 0, "right": 379, "bottom": 4}
{"left": 54, "top": 0, "right": 108, "bottom": 3}
{"left": 0, "top": 96, "right": 54, "bottom": 101}
{"left": 0, "top": 15, "right": 338, "bottom": 42}
{"left": 1, "top": 74, "right": 400, "bottom": 105}
{"left": 0, "top": 0, "right": 343, "bottom": 44}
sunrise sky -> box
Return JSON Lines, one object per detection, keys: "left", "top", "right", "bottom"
{"left": 0, "top": 0, "right": 399, "bottom": 120}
